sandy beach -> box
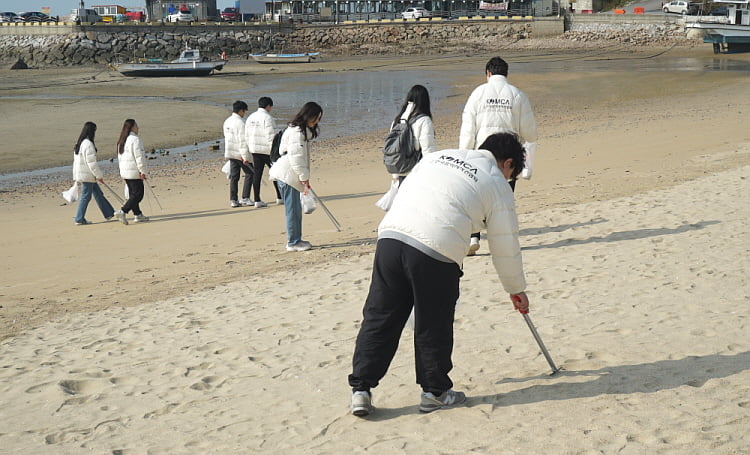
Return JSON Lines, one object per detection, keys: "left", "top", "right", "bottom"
{"left": 1, "top": 44, "right": 749, "bottom": 453}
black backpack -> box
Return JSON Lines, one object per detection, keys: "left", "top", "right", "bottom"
{"left": 269, "top": 130, "right": 285, "bottom": 163}
{"left": 382, "top": 114, "right": 426, "bottom": 174}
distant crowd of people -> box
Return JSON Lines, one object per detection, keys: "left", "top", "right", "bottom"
{"left": 69, "top": 56, "right": 538, "bottom": 418}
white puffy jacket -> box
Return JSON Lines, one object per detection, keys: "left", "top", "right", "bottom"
{"left": 223, "top": 112, "right": 251, "bottom": 162}
{"left": 379, "top": 148, "right": 527, "bottom": 294}
{"left": 73, "top": 139, "right": 103, "bottom": 183}
{"left": 459, "top": 75, "right": 538, "bottom": 178}
{"left": 245, "top": 108, "right": 276, "bottom": 155}
{"left": 118, "top": 132, "right": 147, "bottom": 180}
{"left": 268, "top": 125, "right": 311, "bottom": 193}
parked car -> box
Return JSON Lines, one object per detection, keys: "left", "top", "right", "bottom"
{"left": 401, "top": 7, "right": 432, "bottom": 18}
{"left": 124, "top": 11, "right": 145, "bottom": 21}
{"left": 167, "top": 10, "right": 193, "bottom": 22}
{"left": 221, "top": 7, "right": 241, "bottom": 21}
{"left": 18, "top": 11, "right": 56, "bottom": 22}
{"left": 662, "top": 1, "right": 698, "bottom": 14}
{"left": 0, "top": 11, "right": 23, "bottom": 22}
{"left": 70, "top": 8, "right": 103, "bottom": 23}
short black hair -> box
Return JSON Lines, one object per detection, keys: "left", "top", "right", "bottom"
{"left": 232, "top": 100, "right": 248, "bottom": 113}
{"left": 485, "top": 57, "right": 509, "bottom": 77}
{"left": 479, "top": 132, "right": 525, "bottom": 179}
{"left": 258, "top": 97, "right": 273, "bottom": 109}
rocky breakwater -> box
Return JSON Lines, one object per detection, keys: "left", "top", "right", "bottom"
{"left": 0, "top": 29, "right": 274, "bottom": 67}
{"left": 564, "top": 21, "right": 693, "bottom": 45}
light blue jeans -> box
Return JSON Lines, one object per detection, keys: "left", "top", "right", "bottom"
{"left": 278, "top": 181, "right": 302, "bottom": 246}
{"left": 75, "top": 182, "right": 114, "bottom": 223}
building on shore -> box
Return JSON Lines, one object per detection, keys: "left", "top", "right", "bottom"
{"left": 144, "top": 0, "right": 219, "bottom": 21}
{"left": 262, "top": 0, "right": 560, "bottom": 21}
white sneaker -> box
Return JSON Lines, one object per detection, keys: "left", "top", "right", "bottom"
{"left": 351, "top": 391, "right": 373, "bottom": 417}
{"left": 254, "top": 200, "right": 268, "bottom": 208}
{"left": 230, "top": 200, "right": 241, "bottom": 208}
{"left": 467, "top": 237, "right": 480, "bottom": 256}
{"left": 115, "top": 210, "right": 128, "bottom": 225}
{"left": 240, "top": 198, "right": 254, "bottom": 206}
{"left": 286, "top": 240, "right": 312, "bottom": 252}
{"left": 133, "top": 214, "right": 149, "bottom": 223}
{"left": 276, "top": 198, "right": 284, "bottom": 205}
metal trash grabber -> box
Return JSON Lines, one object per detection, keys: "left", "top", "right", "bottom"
{"left": 512, "top": 295, "right": 561, "bottom": 375}
{"left": 145, "top": 180, "right": 164, "bottom": 211}
{"left": 308, "top": 187, "right": 341, "bottom": 232}
{"left": 100, "top": 181, "right": 125, "bottom": 205}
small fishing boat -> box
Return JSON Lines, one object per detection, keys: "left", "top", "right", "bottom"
{"left": 249, "top": 52, "right": 320, "bottom": 64}
{"left": 111, "top": 48, "right": 227, "bottom": 77}
{"left": 685, "top": 0, "right": 750, "bottom": 53}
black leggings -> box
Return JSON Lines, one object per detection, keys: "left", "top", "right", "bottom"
{"left": 122, "top": 179, "right": 144, "bottom": 215}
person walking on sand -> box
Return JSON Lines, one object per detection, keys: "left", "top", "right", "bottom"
{"left": 348, "top": 133, "right": 531, "bottom": 417}
{"left": 390, "top": 84, "right": 436, "bottom": 185}
{"left": 113, "top": 119, "right": 148, "bottom": 225}
{"left": 72, "top": 121, "right": 115, "bottom": 225}
{"left": 268, "top": 102, "right": 323, "bottom": 252}
{"left": 223, "top": 100, "right": 254, "bottom": 208}
{"left": 459, "top": 56, "right": 538, "bottom": 256}
{"left": 246, "top": 96, "right": 282, "bottom": 207}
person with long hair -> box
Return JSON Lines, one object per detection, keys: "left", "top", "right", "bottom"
{"left": 114, "top": 119, "right": 148, "bottom": 225}
{"left": 268, "top": 101, "right": 323, "bottom": 252}
{"left": 391, "top": 84, "right": 436, "bottom": 184}
{"left": 72, "top": 121, "right": 115, "bottom": 225}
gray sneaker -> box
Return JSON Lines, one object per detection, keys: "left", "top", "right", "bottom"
{"left": 351, "top": 391, "right": 373, "bottom": 417}
{"left": 230, "top": 200, "right": 241, "bottom": 208}
{"left": 419, "top": 390, "right": 466, "bottom": 413}
{"left": 115, "top": 210, "right": 128, "bottom": 225}
{"left": 254, "top": 200, "right": 268, "bottom": 208}
{"left": 133, "top": 214, "right": 149, "bottom": 223}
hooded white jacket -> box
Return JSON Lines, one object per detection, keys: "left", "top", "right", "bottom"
{"left": 268, "top": 125, "right": 311, "bottom": 193}
{"left": 223, "top": 112, "right": 251, "bottom": 162}
{"left": 73, "top": 139, "right": 103, "bottom": 183}
{"left": 245, "top": 107, "right": 276, "bottom": 155}
{"left": 118, "top": 132, "right": 147, "bottom": 180}
{"left": 459, "top": 75, "right": 538, "bottom": 178}
{"left": 379, "top": 148, "right": 527, "bottom": 294}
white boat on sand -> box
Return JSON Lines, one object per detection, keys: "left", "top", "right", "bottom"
{"left": 111, "top": 48, "right": 227, "bottom": 77}
{"left": 250, "top": 52, "right": 320, "bottom": 64}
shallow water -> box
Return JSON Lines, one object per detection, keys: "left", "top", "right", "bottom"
{"left": 1, "top": 53, "right": 748, "bottom": 190}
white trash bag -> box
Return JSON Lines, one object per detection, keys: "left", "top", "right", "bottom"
{"left": 61, "top": 182, "right": 79, "bottom": 203}
{"left": 300, "top": 189, "right": 317, "bottom": 214}
{"left": 375, "top": 179, "right": 399, "bottom": 211}
{"left": 221, "top": 161, "right": 231, "bottom": 179}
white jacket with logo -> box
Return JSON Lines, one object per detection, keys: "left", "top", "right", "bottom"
{"left": 73, "top": 139, "right": 103, "bottom": 183}
{"left": 268, "top": 125, "right": 311, "bottom": 193}
{"left": 379, "top": 148, "right": 527, "bottom": 294}
{"left": 459, "top": 75, "right": 538, "bottom": 178}
{"left": 118, "top": 132, "right": 147, "bottom": 180}
{"left": 223, "top": 112, "right": 251, "bottom": 162}
{"left": 245, "top": 107, "right": 276, "bottom": 155}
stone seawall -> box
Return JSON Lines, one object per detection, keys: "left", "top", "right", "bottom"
{"left": 0, "top": 16, "right": 694, "bottom": 68}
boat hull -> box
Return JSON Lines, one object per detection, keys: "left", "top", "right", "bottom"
{"left": 250, "top": 53, "right": 319, "bottom": 64}
{"left": 114, "top": 61, "right": 225, "bottom": 77}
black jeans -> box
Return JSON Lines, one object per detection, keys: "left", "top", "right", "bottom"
{"left": 251, "top": 153, "right": 281, "bottom": 202}
{"left": 122, "top": 179, "right": 144, "bottom": 215}
{"left": 229, "top": 159, "right": 253, "bottom": 201}
{"left": 349, "top": 238, "right": 462, "bottom": 395}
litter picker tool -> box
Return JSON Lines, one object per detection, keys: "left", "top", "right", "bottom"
{"left": 512, "top": 295, "right": 560, "bottom": 376}
{"left": 145, "top": 180, "right": 164, "bottom": 211}
{"left": 101, "top": 181, "right": 125, "bottom": 205}
{"left": 308, "top": 187, "right": 341, "bottom": 232}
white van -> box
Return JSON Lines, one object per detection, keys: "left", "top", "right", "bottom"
{"left": 70, "top": 8, "right": 102, "bottom": 23}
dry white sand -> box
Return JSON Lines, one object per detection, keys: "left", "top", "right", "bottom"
{"left": 1, "top": 163, "right": 748, "bottom": 454}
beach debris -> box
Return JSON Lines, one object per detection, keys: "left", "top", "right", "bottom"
{"left": 10, "top": 58, "right": 28, "bottom": 70}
